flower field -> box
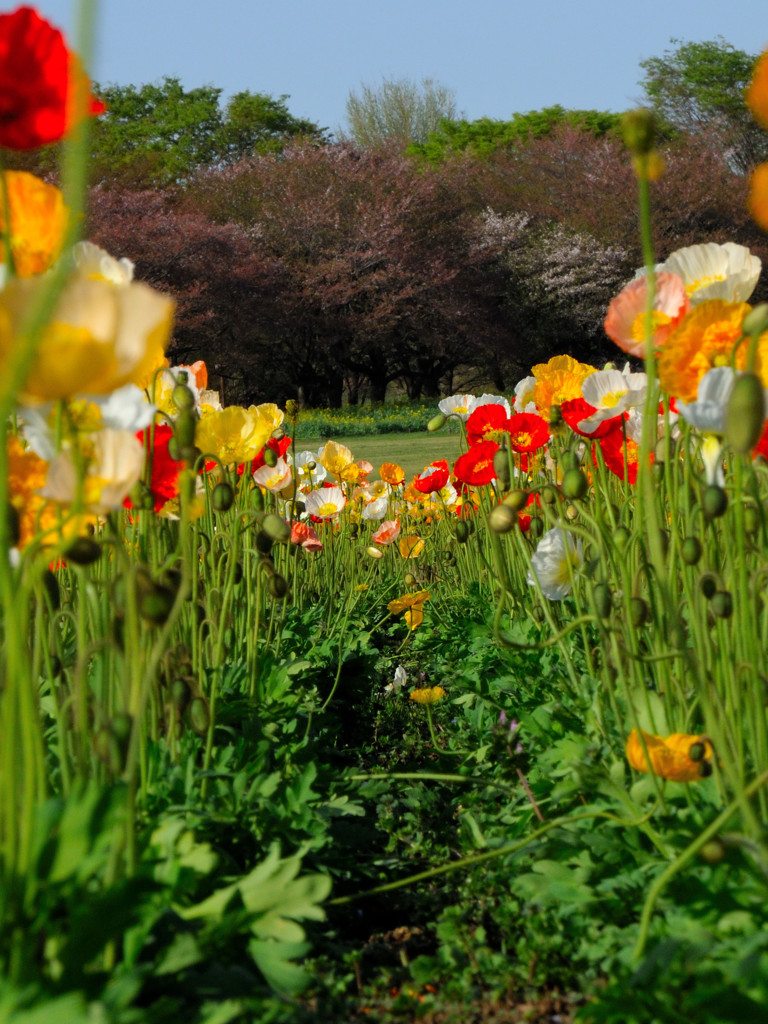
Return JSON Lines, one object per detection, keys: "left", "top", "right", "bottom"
{"left": 3, "top": 6, "right": 768, "bottom": 1023}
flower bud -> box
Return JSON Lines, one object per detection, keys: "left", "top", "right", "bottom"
{"left": 630, "top": 597, "right": 649, "bottom": 628}
{"left": 503, "top": 489, "right": 528, "bottom": 512}
{"left": 41, "top": 569, "right": 60, "bottom": 611}
{"left": 561, "top": 468, "right": 588, "bottom": 500}
{"left": 711, "top": 590, "right": 733, "bottom": 619}
{"left": 489, "top": 503, "right": 516, "bottom": 534}
{"left": 725, "top": 372, "right": 766, "bottom": 454}
{"left": 592, "top": 583, "right": 612, "bottom": 619}
{"left": 528, "top": 516, "right": 544, "bottom": 539}
{"left": 366, "top": 545, "right": 383, "bottom": 559}
{"left": 171, "top": 678, "right": 193, "bottom": 713}
{"left": 702, "top": 485, "right": 728, "bottom": 520}
{"left": 454, "top": 521, "right": 470, "bottom": 543}
{"left": 621, "top": 108, "right": 657, "bottom": 155}
{"left": 267, "top": 574, "right": 289, "bottom": 599}
{"left": 541, "top": 485, "right": 558, "bottom": 505}
{"left": 688, "top": 741, "right": 706, "bottom": 762}
{"left": 263, "top": 446, "right": 278, "bottom": 467}
{"left": 175, "top": 409, "right": 198, "bottom": 448}
{"left": 167, "top": 436, "right": 181, "bottom": 462}
{"left": 700, "top": 573, "right": 718, "bottom": 600}
{"left": 187, "top": 696, "right": 210, "bottom": 735}
{"left": 271, "top": 427, "right": 286, "bottom": 442}
{"left": 255, "top": 530, "right": 274, "bottom": 555}
{"left": 742, "top": 303, "right": 768, "bottom": 336}
{"left": 743, "top": 505, "right": 761, "bottom": 535}
{"left": 65, "top": 536, "right": 102, "bottom": 566}
{"left": 493, "top": 448, "right": 511, "bottom": 488}
{"left": 680, "top": 536, "right": 702, "bottom": 565}
{"left": 211, "top": 481, "right": 235, "bottom": 512}
{"left": 261, "top": 513, "right": 290, "bottom": 543}
{"left": 139, "top": 584, "right": 176, "bottom": 625}
{"left": 700, "top": 839, "right": 725, "bottom": 863}
{"left": 613, "top": 526, "right": 631, "bottom": 553}
{"left": 171, "top": 383, "right": 195, "bottom": 411}
{"left": 427, "top": 413, "right": 447, "bottom": 432}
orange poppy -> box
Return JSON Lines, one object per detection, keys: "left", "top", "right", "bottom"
{"left": 626, "top": 728, "right": 713, "bottom": 782}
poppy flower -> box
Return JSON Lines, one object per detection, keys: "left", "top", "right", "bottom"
{"left": 530, "top": 355, "right": 597, "bottom": 420}
{"left": 125, "top": 424, "right": 184, "bottom": 512}
{"left": 453, "top": 441, "right": 498, "bottom": 486}
{"left": 290, "top": 520, "right": 323, "bottom": 553}
{"left": 0, "top": 170, "right": 68, "bottom": 276}
{"left": 409, "top": 685, "right": 445, "bottom": 704}
{"left": 0, "top": 6, "right": 105, "bottom": 150}
{"left": 304, "top": 484, "right": 345, "bottom": 520}
{"left": 413, "top": 459, "right": 450, "bottom": 494}
{"left": 507, "top": 412, "right": 550, "bottom": 453}
{"left": 379, "top": 462, "right": 405, "bottom": 486}
{"left": 657, "top": 300, "right": 765, "bottom": 403}
{"left": 466, "top": 403, "right": 510, "bottom": 446}
{"left": 388, "top": 589, "right": 431, "bottom": 631}
{"left": 527, "top": 527, "right": 583, "bottom": 600}
{"left": 604, "top": 272, "right": 690, "bottom": 357}
{"left": 625, "top": 728, "right": 713, "bottom": 782}
{"left": 372, "top": 519, "right": 401, "bottom": 545}
{"left": 0, "top": 267, "right": 173, "bottom": 401}
{"left": 657, "top": 243, "right": 761, "bottom": 306}
{"left": 398, "top": 535, "right": 425, "bottom": 558}
{"left": 561, "top": 397, "right": 624, "bottom": 439}
{"left": 596, "top": 430, "right": 642, "bottom": 485}
{"left": 438, "top": 393, "right": 475, "bottom": 420}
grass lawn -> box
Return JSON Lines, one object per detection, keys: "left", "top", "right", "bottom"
{"left": 308, "top": 431, "right": 465, "bottom": 480}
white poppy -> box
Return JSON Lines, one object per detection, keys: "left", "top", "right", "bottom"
{"left": 438, "top": 394, "right": 476, "bottom": 421}
{"left": 527, "top": 528, "right": 583, "bottom": 601}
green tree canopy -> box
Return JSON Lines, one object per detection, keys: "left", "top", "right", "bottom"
{"left": 89, "top": 77, "right": 326, "bottom": 186}
{"left": 407, "top": 105, "right": 623, "bottom": 163}
{"left": 639, "top": 38, "right": 767, "bottom": 171}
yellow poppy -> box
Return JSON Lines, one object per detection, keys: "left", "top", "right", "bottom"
{"left": 195, "top": 406, "right": 276, "bottom": 466}
{"left": 625, "top": 728, "right": 713, "bottom": 782}
{"left": 0, "top": 270, "right": 174, "bottom": 401}
{"left": 409, "top": 686, "right": 446, "bottom": 705}
{"left": 0, "top": 171, "right": 68, "bottom": 277}
{"left": 318, "top": 440, "right": 354, "bottom": 478}
{"left": 530, "top": 355, "right": 597, "bottom": 419}
{"left": 387, "top": 590, "right": 431, "bottom": 614}
{"left": 398, "top": 535, "right": 425, "bottom": 558}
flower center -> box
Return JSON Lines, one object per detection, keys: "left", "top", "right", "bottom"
{"left": 631, "top": 310, "right": 672, "bottom": 343}
{"left": 317, "top": 501, "right": 338, "bottom": 517}
{"left": 686, "top": 273, "right": 725, "bottom": 296}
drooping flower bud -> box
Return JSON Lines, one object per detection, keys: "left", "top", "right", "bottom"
{"left": 725, "top": 372, "right": 766, "bottom": 454}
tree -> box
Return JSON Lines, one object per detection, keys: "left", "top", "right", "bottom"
{"left": 214, "top": 91, "right": 326, "bottom": 161}
{"left": 344, "top": 76, "right": 457, "bottom": 148}
{"left": 640, "top": 39, "right": 767, "bottom": 172}
{"left": 408, "top": 106, "right": 623, "bottom": 163}
{"left": 88, "top": 78, "right": 325, "bottom": 187}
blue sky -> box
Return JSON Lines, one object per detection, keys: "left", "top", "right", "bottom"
{"left": 29, "top": 0, "right": 768, "bottom": 136}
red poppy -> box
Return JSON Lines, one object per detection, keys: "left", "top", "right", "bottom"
{"left": 126, "top": 425, "right": 184, "bottom": 511}
{"left": 507, "top": 413, "right": 550, "bottom": 452}
{"left": 596, "top": 430, "right": 645, "bottom": 485}
{"left": 466, "top": 403, "right": 510, "bottom": 446}
{"left": 560, "top": 398, "right": 625, "bottom": 439}
{"left": 413, "top": 459, "right": 450, "bottom": 494}
{"left": 516, "top": 492, "right": 540, "bottom": 533}
{"left": 453, "top": 441, "right": 498, "bottom": 486}
{"left": 0, "top": 6, "right": 105, "bottom": 150}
